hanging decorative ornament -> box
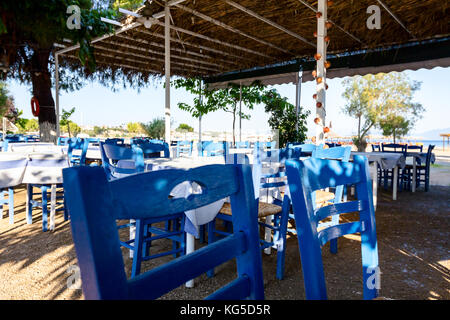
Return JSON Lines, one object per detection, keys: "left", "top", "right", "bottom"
{"left": 327, "top": 0, "right": 334, "bottom": 6}
{"left": 313, "top": 31, "right": 317, "bottom": 37}
{"left": 323, "top": 127, "right": 330, "bottom": 133}
{"left": 326, "top": 21, "right": 332, "bottom": 29}
{"left": 316, "top": 102, "right": 322, "bottom": 108}
{"left": 314, "top": 53, "right": 322, "bottom": 61}
{"left": 324, "top": 35, "right": 330, "bottom": 42}
{"left": 313, "top": 93, "right": 317, "bottom": 100}
{"left": 314, "top": 117, "right": 321, "bottom": 125}
{"left": 325, "top": 83, "right": 329, "bottom": 90}
{"left": 316, "top": 77, "right": 323, "bottom": 84}
{"left": 316, "top": 12, "right": 322, "bottom": 18}
{"left": 325, "top": 61, "right": 331, "bottom": 69}
{"left": 312, "top": 70, "right": 317, "bottom": 78}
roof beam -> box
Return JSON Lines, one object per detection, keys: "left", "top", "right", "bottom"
{"left": 62, "top": 51, "right": 211, "bottom": 76}
{"left": 174, "top": 3, "right": 293, "bottom": 55}
{"left": 296, "top": 0, "right": 365, "bottom": 46}
{"left": 223, "top": 0, "right": 316, "bottom": 48}
{"left": 113, "top": 33, "right": 236, "bottom": 69}
{"left": 150, "top": 18, "right": 273, "bottom": 60}
{"left": 91, "top": 46, "right": 221, "bottom": 73}
{"left": 376, "top": 0, "right": 416, "bottom": 39}
{"left": 93, "top": 41, "right": 227, "bottom": 71}
{"left": 134, "top": 28, "right": 247, "bottom": 65}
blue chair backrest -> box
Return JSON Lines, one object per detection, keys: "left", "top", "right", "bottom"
{"left": 57, "top": 137, "right": 71, "bottom": 146}
{"left": 371, "top": 144, "right": 381, "bottom": 152}
{"left": 105, "top": 138, "right": 125, "bottom": 146}
{"left": 286, "top": 156, "right": 379, "bottom": 300}
{"left": 312, "top": 146, "right": 351, "bottom": 206}
{"left": 198, "top": 141, "right": 228, "bottom": 157}
{"left": 407, "top": 145, "right": 423, "bottom": 153}
{"left": 67, "top": 138, "right": 90, "bottom": 166}
{"left": 255, "top": 141, "right": 276, "bottom": 150}
{"left": 235, "top": 141, "right": 250, "bottom": 149}
{"left": 132, "top": 140, "right": 170, "bottom": 158}
{"left": 99, "top": 142, "right": 145, "bottom": 180}
{"left": 63, "top": 163, "right": 264, "bottom": 300}
{"left": 381, "top": 143, "right": 406, "bottom": 155}
{"left": 176, "top": 140, "right": 193, "bottom": 157}
{"left": 287, "top": 143, "right": 323, "bottom": 156}
{"left": 425, "top": 145, "right": 435, "bottom": 167}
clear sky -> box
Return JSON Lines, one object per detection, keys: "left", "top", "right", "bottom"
{"left": 7, "top": 66, "right": 450, "bottom": 139}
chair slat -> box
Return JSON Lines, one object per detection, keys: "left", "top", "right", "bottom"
{"left": 317, "top": 221, "right": 363, "bottom": 247}
{"left": 314, "top": 200, "right": 367, "bottom": 223}
{"left": 205, "top": 275, "right": 251, "bottom": 300}
{"left": 127, "top": 232, "right": 247, "bottom": 300}
{"left": 109, "top": 165, "right": 239, "bottom": 220}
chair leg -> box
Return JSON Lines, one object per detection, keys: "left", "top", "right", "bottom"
{"left": 8, "top": 187, "right": 14, "bottom": 224}
{"left": 276, "top": 199, "right": 290, "bottom": 280}
{"left": 0, "top": 189, "right": 3, "bottom": 219}
{"left": 206, "top": 220, "right": 216, "bottom": 278}
{"left": 41, "top": 185, "right": 49, "bottom": 232}
{"left": 131, "top": 219, "right": 145, "bottom": 277}
{"left": 27, "top": 184, "right": 33, "bottom": 225}
{"left": 329, "top": 214, "right": 339, "bottom": 254}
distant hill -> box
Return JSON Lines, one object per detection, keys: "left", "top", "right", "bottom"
{"left": 414, "top": 128, "right": 450, "bottom": 140}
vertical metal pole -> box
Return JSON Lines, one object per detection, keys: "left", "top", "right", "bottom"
{"left": 239, "top": 81, "right": 242, "bottom": 143}
{"left": 55, "top": 54, "right": 60, "bottom": 139}
{"left": 198, "top": 80, "right": 202, "bottom": 143}
{"left": 315, "top": 0, "right": 327, "bottom": 145}
{"left": 164, "top": 4, "right": 171, "bottom": 145}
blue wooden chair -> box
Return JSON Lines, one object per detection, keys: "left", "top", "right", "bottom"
{"left": 63, "top": 163, "right": 264, "bottom": 300}
{"left": 99, "top": 142, "right": 184, "bottom": 277}
{"left": 67, "top": 137, "right": 90, "bottom": 166}
{"left": 198, "top": 141, "right": 229, "bottom": 157}
{"left": 403, "top": 145, "right": 435, "bottom": 192}
{"left": 175, "top": 140, "right": 193, "bottom": 157}
{"left": 380, "top": 143, "right": 407, "bottom": 191}
{"left": 208, "top": 148, "right": 300, "bottom": 280}
{"left": 310, "top": 146, "right": 352, "bottom": 254}
{"left": 105, "top": 138, "right": 125, "bottom": 146}
{"left": 286, "top": 155, "right": 379, "bottom": 300}
{"left": 286, "top": 143, "right": 322, "bottom": 157}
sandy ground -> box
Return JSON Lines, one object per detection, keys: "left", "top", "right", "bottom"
{"left": 0, "top": 148, "right": 449, "bottom": 300}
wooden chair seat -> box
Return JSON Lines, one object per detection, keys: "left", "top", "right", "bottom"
{"left": 315, "top": 190, "right": 336, "bottom": 206}
{"left": 219, "top": 201, "right": 282, "bottom": 218}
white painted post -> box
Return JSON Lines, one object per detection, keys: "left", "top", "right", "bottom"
{"left": 315, "top": 0, "right": 327, "bottom": 145}
{"left": 295, "top": 71, "right": 302, "bottom": 132}
{"left": 239, "top": 81, "right": 242, "bottom": 143}
{"left": 164, "top": 4, "right": 171, "bottom": 145}
{"left": 198, "top": 80, "right": 202, "bottom": 143}
{"left": 55, "top": 54, "right": 60, "bottom": 139}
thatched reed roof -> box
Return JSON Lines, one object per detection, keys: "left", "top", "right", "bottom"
{"left": 57, "top": 0, "right": 450, "bottom": 81}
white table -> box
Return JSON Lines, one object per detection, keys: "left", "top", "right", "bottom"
{"left": 0, "top": 150, "right": 69, "bottom": 229}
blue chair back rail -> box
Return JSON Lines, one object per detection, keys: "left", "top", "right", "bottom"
{"left": 63, "top": 164, "right": 264, "bottom": 300}
{"left": 99, "top": 142, "right": 145, "bottom": 179}
{"left": 285, "top": 156, "right": 379, "bottom": 300}
{"left": 132, "top": 141, "right": 170, "bottom": 158}
{"left": 176, "top": 140, "right": 193, "bottom": 157}
{"left": 286, "top": 143, "right": 323, "bottom": 156}
{"left": 381, "top": 143, "right": 407, "bottom": 155}
{"left": 371, "top": 144, "right": 381, "bottom": 152}
{"left": 67, "top": 138, "right": 90, "bottom": 166}
{"left": 198, "top": 141, "right": 229, "bottom": 157}
{"left": 105, "top": 138, "right": 125, "bottom": 146}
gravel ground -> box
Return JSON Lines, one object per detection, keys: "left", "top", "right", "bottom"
{"left": 0, "top": 165, "right": 448, "bottom": 300}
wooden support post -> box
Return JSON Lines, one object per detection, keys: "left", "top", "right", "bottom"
{"left": 315, "top": 0, "right": 327, "bottom": 145}
{"left": 239, "top": 81, "right": 242, "bottom": 143}
{"left": 164, "top": 3, "right": 171, "bottom": 145}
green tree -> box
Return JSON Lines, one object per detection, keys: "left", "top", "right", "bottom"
{"left": 141, "top": 118, "right": 165, "bottom": 140}
{"left": 93, "top": 125, "right": 105, "bottom": 136}
{"left": 60, "top": 107, "right": 76, "bottom": 137}
{"left": 127, "top": 121, "right": 143, "bottom": 135}
{"left": 341, "top": 73, "right": 424, "bottom": 151}
{"left": 176, "top": 123, "right": 194, "bottom": 132}
{"left": 0, "top": 82, "right": 19, "bottom": 122}
{"left": 0, "top": 1, "right": 117, "bottom": 142}
{"left": 212, "top": 82, "right": 265, "bottom": 146}
{"left": 262, "top": 89, "right": 310, "bottom": 148}
{"left": 379, "top": 115, "right": 411, "bottom": 144}
{"left": 173, "top": 77, "right": 220, "bottom": 142}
